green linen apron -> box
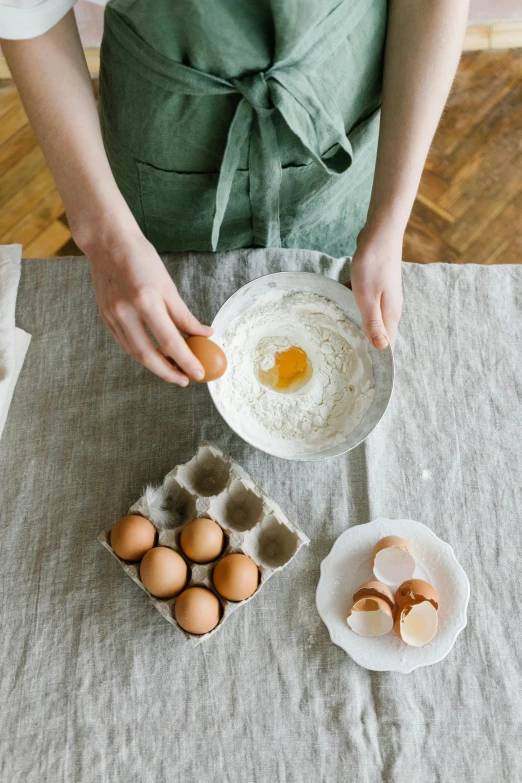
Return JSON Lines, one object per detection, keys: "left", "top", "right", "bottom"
{"left": 99, "top": 0, "right": 387, "bottom": 257}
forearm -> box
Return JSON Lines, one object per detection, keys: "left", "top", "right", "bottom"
{"left": 365, "top": 0, "right": 469, "bottom": 234}
{"left": 1, "top": 11, "right": 137, "bottom": 250}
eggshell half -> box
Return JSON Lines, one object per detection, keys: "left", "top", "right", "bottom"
{"left": 352, "top": 580, "right": 395, "bottom": 611}
{"left": 395, "top": 579, "right": 439, "bottom": 610}
{"left": 347, "top": 596, "right": 394, "bottom": 637}
{"left": 372, "top": 536, "right": 415, "bottom": 586}
{"left": 185, "top": 336, "right": 227, "bottom": 382}
{"left": 394, "top": 601, "right": 438, "bottom": 647}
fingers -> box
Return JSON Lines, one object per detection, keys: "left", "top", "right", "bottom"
{"left": 167, "top": 292, "right": 213, "bottom": 338}
{"left": 115, "top": 308, "right": 192, "bottom": 386}
{"left": 381, "top": 290, "right": 402, "bottom": 349}
{"left": 356, "top": 293, "right": 390, "bottom": 351}
{"left": 144, "top": 303, "right": 206, "bottom": 380}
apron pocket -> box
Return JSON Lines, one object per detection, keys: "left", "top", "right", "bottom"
{"left": 136, "top": 161, "right": 253, "bottom": 253}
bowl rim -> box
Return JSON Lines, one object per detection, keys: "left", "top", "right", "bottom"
{"left": 208, "top": 271, "right": 395, "bottom": 461}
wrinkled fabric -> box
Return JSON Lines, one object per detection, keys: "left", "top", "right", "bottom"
{"left": 99, "top": 0, "right": 386, "bottom": 254}
{"left": 1, "top": 250, "right": 521, "bottom": 783}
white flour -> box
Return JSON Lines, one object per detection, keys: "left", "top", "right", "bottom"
{"left": 212, "top": 291, "right": 375, "bottom": 456}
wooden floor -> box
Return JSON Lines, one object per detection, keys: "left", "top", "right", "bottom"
{"left": 1, "top": 48, "right": 521, "bottom": 263}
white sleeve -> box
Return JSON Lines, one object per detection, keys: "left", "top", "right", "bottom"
{"left": 0, "top": 0, "right": 78, "bottom": 40}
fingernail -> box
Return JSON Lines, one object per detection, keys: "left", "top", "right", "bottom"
{"left": 180, "top": 377, "right": 189, "bottom": 387}
{"left": 192, "top": 368, "right": 205, "bottom": 380}
{"left": 373, "top": 335, "right": 389, "bottom": 349}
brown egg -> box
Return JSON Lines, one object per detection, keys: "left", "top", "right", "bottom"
{"left": 213, "top": 553, "right": 259, "bottom": 601}
{"left": 352, "top": 580, "right": 395, "bottom": 611}
{"left": 185, "top": 336, "right": 227, "bottom": 382}
{"left": 180, "top": 517, "right": 224, "bottom": 563}
{"left": 174, "top": 587, "right": 221, "bottom": 634}
{"left": 395, "top": 579, "right": 439, "bottom": 610}
{"left": 110, "top": 515, "right": 156, "bottom": 561}
{"left": 139, "top": 546, "right": 188, "bottom": 598}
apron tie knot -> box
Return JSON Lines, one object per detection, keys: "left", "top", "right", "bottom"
{"left": 231, "top": 72, "right": 274, "bottom": 117}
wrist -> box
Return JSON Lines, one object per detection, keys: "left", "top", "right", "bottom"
{"left": 357, "top": 210, "right": 407, "bottom": 252}
{"left": 70, "top": 203, "right": 143, "bottom": 259}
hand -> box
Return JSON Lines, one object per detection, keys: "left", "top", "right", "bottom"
{"left": 85, "top": 227, "right": 212, "bottom": 385}
{"left": 348, "top": 222, "right": 403, "bottom": 350}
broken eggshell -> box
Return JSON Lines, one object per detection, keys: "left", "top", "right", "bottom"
{"left": 352, "top": 580, "right": 395, "bottom": 611}
{"left": 372, "top": 535, "right": 415, "bottom": 586}
{"left": 394, "top": 601, "right": 439, "bottom": 647}
{"left": 347, "top": 596, "right": 394, "bottom": 637}
{"left": 395, "top": 579, "right": 439, "bottom": 610}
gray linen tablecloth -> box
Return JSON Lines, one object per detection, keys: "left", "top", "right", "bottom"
{"left": 1, "top": 249, "right": 521, "bottom": 783}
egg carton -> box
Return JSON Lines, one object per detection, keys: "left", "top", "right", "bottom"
{"left": 98, "top": 442, "right": 310, "bottom": 645}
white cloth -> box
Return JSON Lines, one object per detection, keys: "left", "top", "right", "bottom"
{"left": 0, "top": 0, "right": 105, "bottom": 40}
{"left": 0, "top": 245, "right": 31, "bottom": 438}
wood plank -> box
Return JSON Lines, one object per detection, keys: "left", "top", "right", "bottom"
{"left": 490, "top": 23, "right": 522, "bottom": 50}
{"left": 415, "top": 191, "right": 455, "bottom": 223}
{"left": 442, "top": 145, "right": 522, "bottom": 252}
{"left": 490, "top": 235, "right": 522, "bottom": 265}
{"left": 463, "top": 26, "right": 491, "bottom": 52}
{"left": 429, "top": 50, "right": 522, "bottom": 166}
{"left": 0, "top": 143, "right": 47, "bottom": 208}
{"left": 0, "top": 188, "right": 64, "bottom": 246}
{"left": 0, "top": 123, "right": 38, "bottom": 178}
{"left": 0, "top": 83, "right": 19, "bottom": 120}
{"left": 460, "top": 188, "right": 522, "bottom": 264}
{"left": 439, "top": 128, "right": 522, "bottom": 221}
{"left": 409, "top": 196, "right": 454, "bottom": 237}
{"left": 438, "top": 78, "right": 522, "bottom": 196}
{"left": 56, "top": 237, "right": 82, "bottom": 257}
{"left": 0, "top": 101, "right": 28, "bottom": 146}
{"left": 0, "top": 167, "right": 56, "bottom": 236}
{"left": 23, "top": 220, "right": 71, "bottom": 258}
{"left": 403, "top": 214, "right": 460, "bottom": 264}
{"left": 417, "top": 168, "right": 451, "bottom": 203}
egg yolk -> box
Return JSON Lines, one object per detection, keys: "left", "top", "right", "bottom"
{"left": 257, "top": 345, "right": 312, "bottom": 393}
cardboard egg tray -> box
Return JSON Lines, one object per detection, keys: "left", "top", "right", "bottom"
{"left": 98, "top": 442, "right": 309, "bottom": 644}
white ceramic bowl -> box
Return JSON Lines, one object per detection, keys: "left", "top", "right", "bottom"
{"left": 316, "top": 518, "right": 470, "bottom": 673}
{"left": 208, "top": 272, "right": 394, "bottom": 460}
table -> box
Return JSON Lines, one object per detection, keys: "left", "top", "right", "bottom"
{"left": 1, "top": 249, "right": 521, "bottom": 782}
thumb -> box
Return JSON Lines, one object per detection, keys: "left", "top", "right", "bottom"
{"left": 358, "top": 295, "right": 390, "bottom": 350}
{"left": 167, "top": 294, "right": 213, "bottom": 337}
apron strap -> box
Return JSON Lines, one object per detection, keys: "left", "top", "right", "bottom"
{"left": 105, "top": 0, "right": 377, "bottom": 250}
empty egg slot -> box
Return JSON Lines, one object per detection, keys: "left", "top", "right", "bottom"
{"left": 209, "top": 479, "right": 264, "bottom": 532}
{"left": 177, "top": 447, "right": 231, "bottom": 497}
{"left": 162, "top": 479, "right": 198, "bottom": 527}
{"left": 246, "top": 515, "right": 298, "bottom": 569}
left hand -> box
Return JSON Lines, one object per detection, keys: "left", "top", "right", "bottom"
{"left": 348, "top": 222, "right": 404, "bottom": 350}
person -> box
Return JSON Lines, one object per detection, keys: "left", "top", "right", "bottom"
{"left": 1, "top": 0, "right": 469, "bottom": 386}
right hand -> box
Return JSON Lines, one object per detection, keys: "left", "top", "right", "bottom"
{"left": 84, "top": 227, "right": 212, "bottom": 386}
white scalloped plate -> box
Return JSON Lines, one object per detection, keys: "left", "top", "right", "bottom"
{"left": 316, "top": 518, "right": 470, "bottom": 673}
